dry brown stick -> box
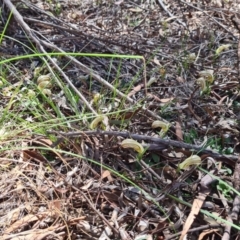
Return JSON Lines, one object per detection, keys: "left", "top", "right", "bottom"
{"left": 218, "top": 190, "right": 232, "bottom": 240}
{"left": 230, "top": 15, "right": 240, "bottom": 84}
{"left": 231, "top": 156, "right": 240, "bottom": 220}
{"left": 238, "top": 36, "right": 240, "bottom": 84}
{"left": 3, "top": 0, "right": 35, "bottom": 40}
{"left": 48, "top": 130, "right": 238, "bottom": 165}
{"left": 188, "top": 87, "right": 202, "bottom": 123}
{"left": 139, "top": 159, "right": 165, "bottom": 184}
{"left": 222, "top": 216, "right": 232, "bottom": 240}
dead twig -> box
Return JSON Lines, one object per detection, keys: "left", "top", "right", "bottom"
{"left": 48, "top": 130, "right": 237, "bottom": 166}
{"left": 231, "top": 156, "right": 240, "bottom": 220}
{"left": 188, "top": 87, "right": 202, "bottom": 123}
{"left": 238, "top": 30, "right": 240, "bottom": 85}
{"left": 218, "top": 189, "right": 232, "bottom": 240}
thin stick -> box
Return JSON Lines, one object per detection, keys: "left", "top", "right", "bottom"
{"left": 49, "top": 130, "right": 237, "bottom": 165}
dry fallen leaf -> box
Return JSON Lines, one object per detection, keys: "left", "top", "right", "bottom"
{"left": 101, "top": 170, "right": 113, "bottom": 181}
{"left": 129, "top": 8, "right": 143, "bottom": 12}
{"left": 127, "top": 84, "right": 143, "bottom": 97}
{"left": 175, "top": 121, "right": 183, "bottom": 141}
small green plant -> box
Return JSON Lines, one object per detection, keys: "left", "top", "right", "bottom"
{"left": 184, "top": 128, "right": 198, "bottom": 144}
{"left": 222, "top": 147, "right": 234, "bottom": 155}
{"left": 217, "top": 181, "right": 232, "bottom": 200}
{"left": 54, "top": 2, "right": 62, "bottom": 15}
